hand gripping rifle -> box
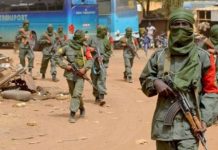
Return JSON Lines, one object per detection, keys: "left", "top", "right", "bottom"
{"left": 164, "top": 80, "right": 208, "bottom": 150}
{"left": 94, "top": 47, "right": 105, "bottom": 73}
{"left": 70, "top": 63, "right": 98, "bottom": 90}
{"left": 44, "top": 33, "right": 58, "bottom": 54}
{"left": 126, "top": 39, "right": 140, "bottom": 59}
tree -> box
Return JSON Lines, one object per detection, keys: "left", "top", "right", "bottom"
{"left": 162, "top": 0, "right": 184, "bottom": 17}
{"left": 137, "top": 0, "right": 146, "bottom": 18}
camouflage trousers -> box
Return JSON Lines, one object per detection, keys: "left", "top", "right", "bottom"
{"left": 91, "top": 68, "right": 107, "bottom": 97}
{"left": 67, "top": 79, "right": 84, "bottom": 113}
{"left": 123, "top": 56, "right": 134, "bottom": 78}
{"left": 40, "top": 54, "right": 56, "bottom": 76}
{"left": 19, "top": 48, "right": 34, "bottom": 69}
{"left": 156, "top": 139, "right": 198, "bottom": 150}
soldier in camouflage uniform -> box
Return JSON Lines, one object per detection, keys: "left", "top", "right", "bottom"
{"left": 56, "top": 25, "right": 67, "bottom": 48}
{"left": 120, "top": 27, "right": 139, "bottom": 83}
{"left": 87, "top": 25, "right": 112, "bottom": 106}
{"left": 139, "top": 9, "right": 210, "bottom": 150}
{"left": 55, "top": 30, "right": 93, "bottom": 123}
{"left": 201, "top": 25, "right": 218, "bottom": 124}
{"left": 15, "top": 20, "right": 35, "bottom": 74}
{"left": 39, "top": 24, "right": 58, "bottom": 81}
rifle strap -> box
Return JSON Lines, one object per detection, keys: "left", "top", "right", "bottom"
{"left": 164, "top": 49, "right": 202, "bottom": 120}
{"left": 80, "top": 47, "right": 86, "bottom": 66}
{"left": 163, "top": 49, "right": 171, "bottom": 75}
{"left": 131, "top": 38, "right": 137, "bottom": 51}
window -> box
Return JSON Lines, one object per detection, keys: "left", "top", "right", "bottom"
{"left": 116, "top": 0, "right": 136, "bottom": 12}
{"left": 97, "top": 0, "right": 111, "bottom": 15}
{"left": 0, "top": 0, "right": 64, "bottom": 12}
{"left": 198, "top": 10, "right": 211, "bottom": 20}
{"left": 72, "top": 0, "right": 96, "bottom": 5}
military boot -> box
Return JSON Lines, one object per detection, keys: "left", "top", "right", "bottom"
{"left": 95, "top": 96, "right": 100, "bottom": 104}
{"left": 52, "top": 74, "right": 58, "bottom": 82}
{"left": 28, "top": 68, "right": 32, "bottom": 75}
{"left": 127, "top": 76, "right": 133, "bottom": 83}
{"left": 123, "top": 73, "right": 127, "bottom": 81}
{"left": 69, "top": 111, "right": 76, "bottom": 123}
{"left": 42, "top": 73, "right": 45, "bottom": 79}
{"left": 80, "top": 107, "right": 85, "bottom": 118}
{"left": 99, "top": 94, "right": 106, "bottom": 106}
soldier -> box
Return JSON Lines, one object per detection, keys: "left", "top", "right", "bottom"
{"left": 56, "top": 25, "right": 67, "bottom": 48}
{"left": 120, "top": 27, "right": 139, "bottom": 83}
{"left": 200, "top": 25, "right": 218, "bottom": 125}
{"left": 87, "top": 25, "right": 112, "bottom": 106}
{"left": 139, "top": 9, "right": 210, "bottom": 150}
{"left": 15, "top": 20, "right": 35, "bottom": 74}
{"left": 39, "top": 24, "right": 58, "bottom": 81}
{"left": 55, "top": 30, "right": 93, "bottom": 123}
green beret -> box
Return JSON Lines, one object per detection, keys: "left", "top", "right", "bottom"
{"left": 23, "top": 19, "right": 29, "bottom": 25}
{"left": 125, "top": 27, "right": 132, "bottom": 32}
{"left": 73, "top": 30, "right": 85, "bottom": 40}
{"left": 210, "top": 25, "right": 218, "bottom": 46}
{"left": 169, "top": 8, "right": 194, "bottom": 26}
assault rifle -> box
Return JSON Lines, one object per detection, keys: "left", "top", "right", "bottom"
{"left": 44, "top": 33, "right": 58, "bottom": 54}
{"left": 70, "top": 63, "right": 97, "bottom": 90}
{"left": 126, "top": 41, "right": 140, "bottom": 59}
{"left": 19, "top": 29, "right": 36, "bottom": 51}
{"left": 164, "top": 80, "right": 208, "bottom": 150}
{"left": 94, "top": 47, "right": 105, "bottom": 73}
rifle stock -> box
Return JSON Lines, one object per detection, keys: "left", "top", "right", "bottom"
{"left": 126, "top": 42, "right": 140, "bottom": 59}
{"left": 70, "top": 63, "right": 97, "bottom": 90}
{"left": 163, "top": 80, "right": 208, "bottom": 150}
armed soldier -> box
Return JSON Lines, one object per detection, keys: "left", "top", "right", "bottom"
{"left": 39, "top": 24, "right": 58, "bottom": 81}
{"left": 56, "top": 25, "right": 67, "bottom": 48}
{"left": 139, "top": 9, "right": 211, "bottom": 150}
{"left": 87, "top": 25, "right": 112, "bottom": 106}
{"left": 120, "top": 27, "right": 139, "bottom": 83}
{"left": 15, "top": 20, "right": 35, "bottom": 74}
{"left": 200, "top": 25, "right": 218, "bottom": 125}
{"left": 55, "top": 30, "right": 93, "bottom": 123}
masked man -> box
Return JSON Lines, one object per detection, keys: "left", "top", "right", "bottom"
{"left": 39, "top": 24, "right": 58, "bottom": 81}
{"left": 139, "top": 9, "right": 211, "bottom": 150}
{"left": 55, "top": 30, "right": 93, "bottom": 123}
{"left": 87, "top": 25, "right": 112, "bottom": 106}
{"left": 15, "top": 20, "right": 35, "bottom": 74}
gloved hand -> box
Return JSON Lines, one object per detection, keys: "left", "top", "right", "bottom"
{"left": 154, "top": 79, "right": 175, "bottom": 97}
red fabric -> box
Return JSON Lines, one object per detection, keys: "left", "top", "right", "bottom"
{"left": 203, "top": 54, "right": 218, "bottom": 93}
{"left": 134, "top": 38, "right": 139, "bottom": 46}
{"left": 85, "top": 47, "right": 93, "bottom": 60}
{"left": 109, "top": 36, "right": 114, "bottom": 45}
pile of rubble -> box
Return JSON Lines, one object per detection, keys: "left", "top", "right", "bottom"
{"left": 0, "top": 53, "right": 68, "bottom": 102}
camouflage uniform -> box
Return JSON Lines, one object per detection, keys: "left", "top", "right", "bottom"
{"left": 87, "top": 25, "right": 112, "bottom": 105}
{"left": 139, "top": 9, "right": 211, "bottom": 150}
{"left": 201, "top": 25, "right": 218, "bottom": 125}
{"left": 120, "top": 27, "right": 139, "bottom": 83}
{"left": 55, "top": 30, "right": 93, "bottom": 123}
{"left": 39, "top": 24, "right": 58, "bottom": 81}
{"left": 56, "top": 25, "right": 67, "bottom": 48}
{"left": 15, "top": 20, "right": 35, "bottom": 73}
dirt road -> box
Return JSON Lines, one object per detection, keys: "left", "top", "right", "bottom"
{"left": 0, "top": 49, "right": 217, "bottom": 150}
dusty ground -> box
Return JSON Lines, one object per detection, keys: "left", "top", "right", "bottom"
{"left": 0, "top": 49, "right": 217, "bottom": 150}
